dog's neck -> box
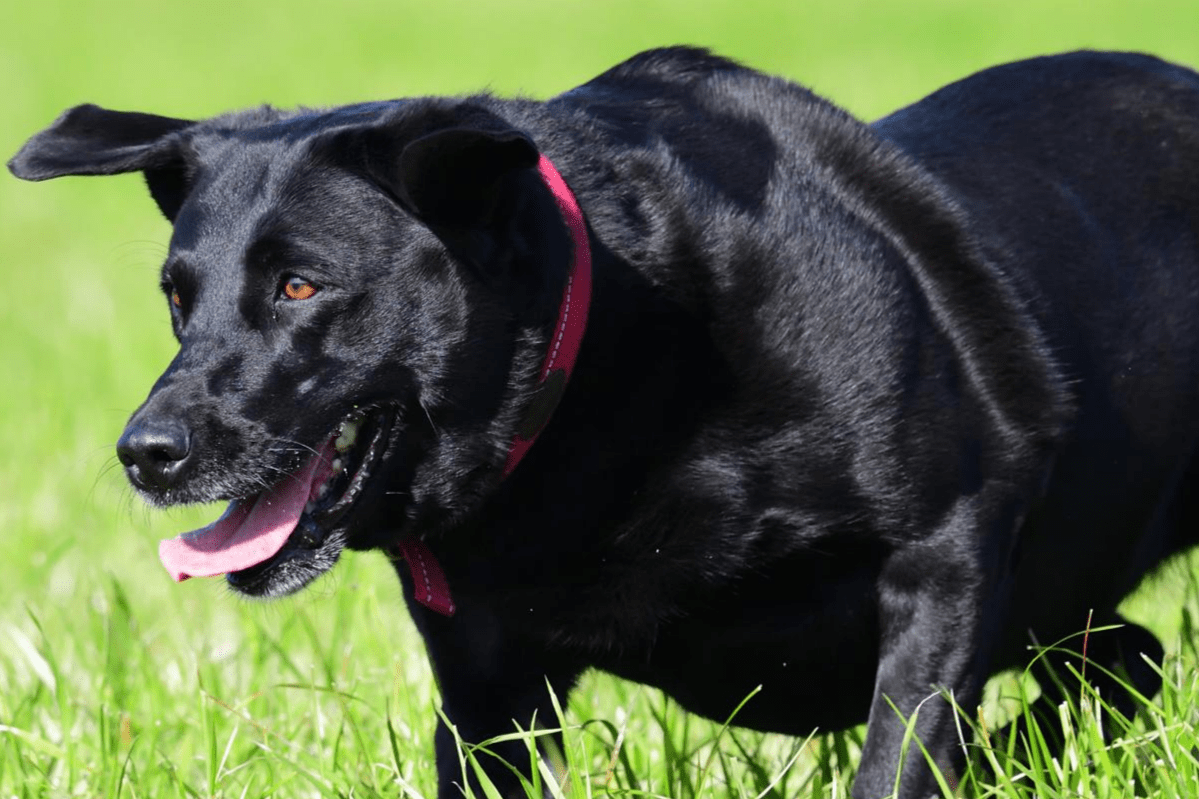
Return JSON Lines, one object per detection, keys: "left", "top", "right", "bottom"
{"left": 394, "top": 153, "right": 593, "bottom": 618}
{"left": 502, "top": 154, "right": 593, "bottom": 475}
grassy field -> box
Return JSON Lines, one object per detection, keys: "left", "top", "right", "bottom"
{"left": 3, "top": 1, "right": 1199, "bottom": 796}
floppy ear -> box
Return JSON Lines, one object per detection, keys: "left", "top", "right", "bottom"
{"left": 8, "top": 104, "right": 196, "bottom": 221}
{"left": 347, "top": 124, "right": 540, "bottom": 269}
{"left": 391, "top": 127, "right": 540, "bottom": 228}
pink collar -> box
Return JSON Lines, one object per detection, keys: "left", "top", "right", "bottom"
{"left": 395, "top": 153, "right": 592, "bottom": 617}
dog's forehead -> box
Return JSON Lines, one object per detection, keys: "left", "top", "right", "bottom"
{"left": 194, "top": 100, "right": 396, "bottom": 143}
{"left": 169, "top": 105, "right": 401, "bottom": 257}
{"left": 165, "top": 141, "right": 293, "bottom": 259}
{"left": 184, "top": 101, "right": 400, "bottom": 193}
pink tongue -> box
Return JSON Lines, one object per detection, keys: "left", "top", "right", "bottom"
{"left": 158, "top": 442, "right": 336, "bottom": 582}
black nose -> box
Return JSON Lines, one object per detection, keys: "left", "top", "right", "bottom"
{"left": 116, "top": 419, "right": 193, "bottom": 491}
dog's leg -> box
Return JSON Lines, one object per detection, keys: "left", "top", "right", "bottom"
{"left": 852, "top": 527, "right": 996, "bottom": 799}
{"left": 432, "top": 643, "right": 580, "bottom": 799}
{"left": 401, "top": 590, "right": 582, "bottom": 799}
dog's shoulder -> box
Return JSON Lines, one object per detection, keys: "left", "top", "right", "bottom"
{"left": 570, "top": 46, "right": 750, "bottom": 92}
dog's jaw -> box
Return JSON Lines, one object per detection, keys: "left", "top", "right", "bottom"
{"left": 152, "top": 408, "right": 397, "bottom": 597}
{"left": 224, "top": 408, "right": 397, "bottom": 597}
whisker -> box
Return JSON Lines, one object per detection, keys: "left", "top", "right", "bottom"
{"left": 267, "top": 437, "right": 323, "bottom": 459}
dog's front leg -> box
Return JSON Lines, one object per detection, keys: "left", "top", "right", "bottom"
{"left": 402, "top": 592, "right": 582, "bottom": 799}
{"left": 851, "top": 526, "right": 996, "bottom": 799}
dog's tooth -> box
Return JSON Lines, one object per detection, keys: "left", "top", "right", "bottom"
{"left": 305, "top": 501, "right": 316, "bottom": 514}
{"left": 335, "top": 419, "right": 360, "bottom": 452}
{"left": 332, "top": 457, "right": 344, "bottom": 474}
{"left": 316, "top": 482, "right": 330, "bottom": 500}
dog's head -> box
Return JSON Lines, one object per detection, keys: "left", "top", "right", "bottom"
{"left": 10, "top": 101, "right": 577, "bottom": 598}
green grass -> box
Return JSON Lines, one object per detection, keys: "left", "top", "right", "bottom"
{"left": 3, "top": 0, "right": 1199, "bottom": 796}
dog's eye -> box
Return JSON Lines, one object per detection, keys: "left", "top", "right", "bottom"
{"left": 281, "top": 276, "right": 318, "bottom": 301}
{"left": 170, "top": 288, "right": 182, "bottom": 309}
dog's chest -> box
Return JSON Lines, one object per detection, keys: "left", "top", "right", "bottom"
{"left": 457, "top": 542, "right": 887, "bottom": 732}
{"left": 587, "top": 560, "right": 883, "bottom": 733}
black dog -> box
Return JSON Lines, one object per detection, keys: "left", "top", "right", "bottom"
{"left": 11, "top": 48, "right": 1199, "bottom": 797}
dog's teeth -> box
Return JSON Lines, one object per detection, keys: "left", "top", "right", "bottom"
{"left": 305, "top": 501, "right": 316, "bottom": 514}
{"left": 332, "top": 458, "right": 344, "bottom": 473}
{"left": 316, "top": 482, "right": 330, "bottom": 500}
{"left": 335, "top": 419, "right": 360, "bottom": 452}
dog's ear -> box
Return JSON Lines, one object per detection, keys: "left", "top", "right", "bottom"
{"left": 392, "top": 127, "right": 540, "bottom": 228}
{"left": 338, "top": 121, "right": 559, "bottom": 287}
{"left": 8, "top": 104, "right": 195, "bottom": 221}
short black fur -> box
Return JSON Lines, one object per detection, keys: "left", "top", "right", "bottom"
{"left": 11, "top": 47, "right": 1199, "bottom": 797}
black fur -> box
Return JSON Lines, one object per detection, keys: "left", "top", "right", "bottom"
{"left": 11, "top": 48, "right": 1199, "bottom": 797}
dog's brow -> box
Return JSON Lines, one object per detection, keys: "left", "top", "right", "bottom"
{"left": 160, "top": 259, "right": 188, "bottom": 288}
{"left": 243, "top": 235, "right": 331, "bottom": 281}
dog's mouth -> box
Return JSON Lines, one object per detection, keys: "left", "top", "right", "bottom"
{"left": 157, "top": 409, "right": 394, "bottom": 595}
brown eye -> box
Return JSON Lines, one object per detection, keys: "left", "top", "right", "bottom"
{"left": 281, "top": 276, "right": 318, "bottom": 301}
{"left": 170, "top": 288, "right": 182, "bottom": 309}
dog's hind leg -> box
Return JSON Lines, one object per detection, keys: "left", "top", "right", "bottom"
{"left": 990, "top": 617, "right": 1163, "bottom": 774}
{"left": 1034, "top": 447, "right": 1199, "bottom": 726}
{"left": 1031, "top": 617, "right": 1165, "bottom": 724}
{"left": 1024, "top": 446, "right": 1199, "bottom": 736}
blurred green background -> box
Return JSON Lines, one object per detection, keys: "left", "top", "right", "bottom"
{"left": 2, "top": 0, "right": 1198, "bottom": 794}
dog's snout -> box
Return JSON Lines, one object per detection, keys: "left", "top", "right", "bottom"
{"left": 117, "top": 419, "right": 193, "bottom": 491}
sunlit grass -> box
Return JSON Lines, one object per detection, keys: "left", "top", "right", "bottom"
{"left": 4, "top": 541, "right": 1199, "bottom": 797}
